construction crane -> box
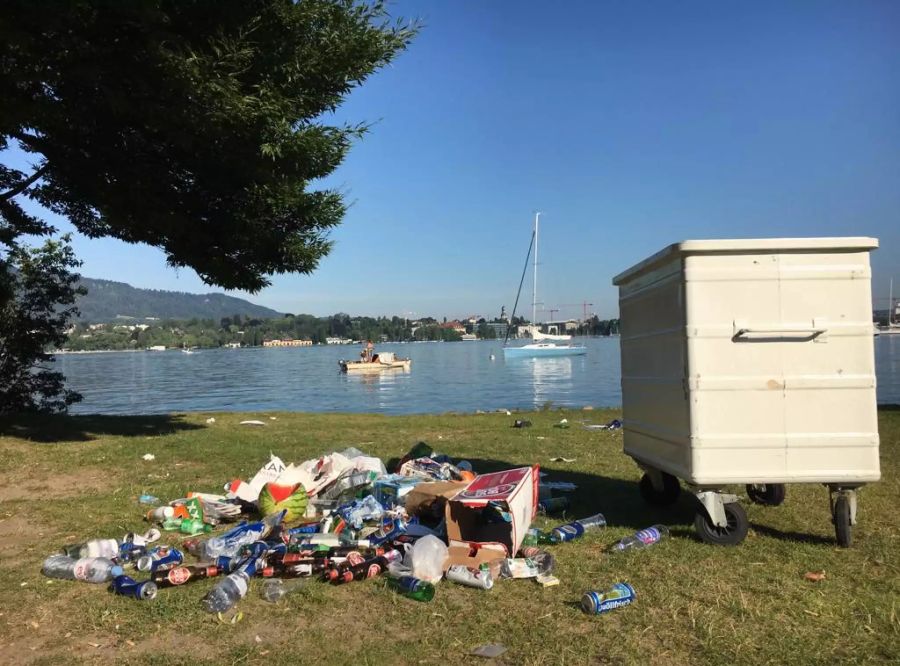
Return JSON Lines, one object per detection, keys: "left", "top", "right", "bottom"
{"left": 556, "top": 302, "right": 595, "bottom": 321}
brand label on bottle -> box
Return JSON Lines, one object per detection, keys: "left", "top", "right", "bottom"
{"left": 553, "top": 523, "right": 585, "bottom": 542}
{"left": 167, "top": 567, "right": 191, "bottom": 585}
{"left": 636, "top": 528, "right": 660, "bottom": 545}
{"left": 366, "top": 563, "right": 382, "bottom": 579}
{"left": 73, "top": 560, "right": 90, "bottom": 580}
{"left": 346, "top": 551, "right": 365, "bottom": 566}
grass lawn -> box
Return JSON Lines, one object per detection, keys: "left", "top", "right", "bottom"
{"left": 0, "top": 407, "right": 898, "bottom": 665}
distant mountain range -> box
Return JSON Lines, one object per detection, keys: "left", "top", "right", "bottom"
{"left": 75, "top": 277, "right": 283, "bottom": 322}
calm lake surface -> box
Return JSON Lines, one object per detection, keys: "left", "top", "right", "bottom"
{"left": 58, "top": 335, "right": 900, "bottom": 415}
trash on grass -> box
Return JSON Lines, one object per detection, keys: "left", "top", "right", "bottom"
{"left": 804, "top": 571, "right": 826, "bottom": 582}
{"left": 142, "top": 453, "right": 155, "bottom": 461}
{"left": 581, "top": 583, "right": 636, "bottom": 615}
{"left": 239, "top": 420, "right": 267, "bottom": 426}
{"left": 471, "top": 644, "right": 508, "bottom": 659}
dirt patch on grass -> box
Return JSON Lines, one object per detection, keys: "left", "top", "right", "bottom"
{"left": 0, "top": 467, "right": 111, "bottom": 502}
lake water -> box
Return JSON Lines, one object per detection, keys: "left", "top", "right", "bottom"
{"left": 58, "top": 335, "right": 900, "bottom": 415}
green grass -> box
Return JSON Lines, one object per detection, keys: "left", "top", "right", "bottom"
{"left": 0, "top": 408, "right": 898, "bottom": 665}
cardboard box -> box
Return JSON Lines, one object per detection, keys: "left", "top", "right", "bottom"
{"left": 444, "top": 466, "right": 538, "bottom": 566}
{"left": 404, "top": 481, "right": 471, "bottom": 520}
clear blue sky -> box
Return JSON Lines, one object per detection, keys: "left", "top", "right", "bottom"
{"left": 9, "top": 0, "right": 900, "bottom": 319}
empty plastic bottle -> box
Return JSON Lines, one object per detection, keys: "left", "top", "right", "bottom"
{"left": 260, "top": 578, "right": 307, "bottom": 603}
{"left": 63, "top": 538, "right": 119, "bottom": 559}
{"left": 551, "top": 513, "right": 607, "bottom": 543}
{"left": 43, "top": 555, "right": 124, "bottom": 583}
{"left": 162, "top": 517, "right": 212, "bottom": 535}
{"left": 609, "top": 525, "right": 670, "bottom": 553}
{"left": 385, "top": 575, "right": 435, "bottom": 602}
{"left": 202, "top": 570, "right": 250, "bottom": 613}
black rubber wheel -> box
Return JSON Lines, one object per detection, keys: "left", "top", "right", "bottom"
{"left": 694, "top": 501, "right": 749, "bottom": 546}
{"left": 833, "top": 494, "right": 852, "bottom": 548}
{"left": 746, "top": 483, "right": 786, "bottom": 506}
{"left": 639, "top": 472, "right": 681, "bottom": 506}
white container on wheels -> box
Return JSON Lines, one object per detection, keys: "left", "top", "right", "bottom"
{"left": 612, "top": 238, "right": 880, "bottom": 546}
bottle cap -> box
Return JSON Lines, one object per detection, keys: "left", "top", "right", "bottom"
{"left": 111, "top": 565, "right": 125, "bottom": 577}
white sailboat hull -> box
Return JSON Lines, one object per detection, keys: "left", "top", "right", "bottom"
{"left": 503, "top": 343, "right": 586, "bottom": 358}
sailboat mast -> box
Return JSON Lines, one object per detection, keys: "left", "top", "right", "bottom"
{"left": 532, "top": 212, "right": 540, "bottom": 327}
{"left": 891, "top": 278, "right": 895, "bottom": 325}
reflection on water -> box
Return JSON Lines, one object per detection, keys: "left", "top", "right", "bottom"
{"left": 55, "top": 335, "right": 899, "bottom": 415}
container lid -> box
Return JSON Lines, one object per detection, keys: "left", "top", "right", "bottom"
{"left": 612, "top": 237, "right": 879, "bottom": 285}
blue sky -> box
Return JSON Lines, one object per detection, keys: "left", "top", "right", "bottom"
{"left": 8, "top": 0, "right": 900, "bottom": 319}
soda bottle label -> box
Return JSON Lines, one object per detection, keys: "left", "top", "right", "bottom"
{"left": 73, "top": 559, "right": 90, "bottom": 580}
{"left": 635, "top": 528, "right": 660, "bottom": 545}
{"left": 366, "top": 563, "right": 383, "bottom": 578}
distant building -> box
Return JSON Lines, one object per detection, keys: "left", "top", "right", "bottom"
{"left": 325, "top": 337, "right": 353, "bottom": 345}
{"left": 224, "top": 342, "right": 241, "bottom": 349}
{"left": 484, "top": 322, "right": 508, "bottom": 338}
{"left": 262, "top": 338, "right": 312, "bottom": 347}
{"left": 440, "top": 320, "right": 467, "bottom": 334}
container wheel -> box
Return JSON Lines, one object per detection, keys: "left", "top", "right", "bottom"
{"left": 746, "top": 483, "right": 786, "bottom": 506}
{"left": 832, "top": 494, "right": 852, "bottom": 548}
{"left": 639, "top": 472, "right": 681, "bottom": 506}
{"left": 694, "top": 501, "right": 749, "bottom": 546}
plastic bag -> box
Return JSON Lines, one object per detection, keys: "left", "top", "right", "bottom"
{"left": 403, "top": 535, "right": 448, "bottom": 583}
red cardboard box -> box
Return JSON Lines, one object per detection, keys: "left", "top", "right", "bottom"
{"left": 444, "top": 465, "right": 538, "bottom": 566}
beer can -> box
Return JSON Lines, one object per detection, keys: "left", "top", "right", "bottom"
{"left": 581, "top": 583, "right": 636, "bottom": 615}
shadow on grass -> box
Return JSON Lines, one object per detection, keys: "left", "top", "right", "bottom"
{"left": 878, "top": 403, "right": 900, "bottom": 412}
{"left": 0, "top": 413, "right": 204, "bottom": 443}
{"left": 749, "top": 523, "right": 836, "bottom": 546}
{"left": 464, "top": 457, "right": 699, "bottom": 531}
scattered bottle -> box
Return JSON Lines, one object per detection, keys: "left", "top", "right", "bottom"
{"left": 496, "top": 551, "right": 555, "bottom": 579}
{"left": 162, "top": 517, "right": 212, "bottom": 535}
{"left": 42, "top": 555, "right": 124, "bottom": 583}
{"left": 116, "top": 541, "right": 147, "bottom": 563}
{"left": 62, "top": 538, "right": 119, "bottom": 559}
{"left": 260, "top": 578, "right": 307, "bottom": 603}
{"left": 550, "top": 513, "right": 606, "bottom": 543}
{"left": 261, "top": 560, "right": 329, "bottom": 578}
{"left": 110, "top": 574, "right": 158, "bottom": 600}
{"left": 202, "top": 570, "right": 250, "bottom": 613}
{"left": 326, "top": 550, "right": 401, "bottom": 585}
{"left": 581, "top": 583, "right": 636, "bottom": 615}
{"left": 609, "top": 525, "right": 670, "bottom": 553}
{"left": 138, "top": 494, "right": 161, "bottom": 505}
{"left": 538, "top": 496, "right": 570, "bottom": 514}
{"left": 521, "top": 528, "right": 555, "bottom": 547}
{"left": 146, "top": 506, "right": 175, "bottom": 523}
{"left": 152, "top": 564, "right": 220, "bottom": 588}
{"left": 446, "top": 564, "right": 493, "bottom": 590}
{"left": 385, "top": 575, "right": 435, "bottom": 602}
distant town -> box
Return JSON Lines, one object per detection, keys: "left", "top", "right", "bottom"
{"left": 60, "top": 311, "right": 622, "bottom": 352}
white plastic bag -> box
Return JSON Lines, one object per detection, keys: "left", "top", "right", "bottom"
{"left": 404, "top": 535, "right": 448, "bottom": 583}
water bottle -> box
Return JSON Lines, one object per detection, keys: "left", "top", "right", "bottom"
{"left": 610, "top": 525, "right": 670, "bottom": 553}
{"left": 550, "top": 513, "right": 607, "bottom": 543}
{"left": 44, "top": 555, "right": 124, "bottom": 583}
{"left": 146, "top": 506, "right": 174, "bottom": 523}
{"left": 63, "top": 538, "right": 119, "bottom": 559}
{"left": 202, "top": 570, "right": 250, "bottom": 613}
{"left": 385, "top": 575, "right": 435, "bottom": 602}
{"left": 260, "top": 578, "right": 308, "bottom": 603}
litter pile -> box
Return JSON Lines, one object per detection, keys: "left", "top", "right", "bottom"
{"left": 41, "top": 441, "right": 666, "bottom": 616}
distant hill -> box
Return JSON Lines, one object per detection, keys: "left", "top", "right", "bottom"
{"left": 75, "top": 277, "right": 283, "bottom": 322}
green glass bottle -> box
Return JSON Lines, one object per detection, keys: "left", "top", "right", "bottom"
{"left": 386, "top": 575, "right": 435, "bottom": 602}
{"left": 521, "top": 528, "right": 554, "bottom": 547}
{"left": 162, "top": 517, "right": 212, "bottom": 535}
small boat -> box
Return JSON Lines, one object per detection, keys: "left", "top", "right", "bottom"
{"left": 339, "top": 351, "right": 411, "bottom": 372}
{"left": 502, "top": 213, "right": 586, "bottom": 358}
{"left": 877, "top": 278, "right": 900, "bottom": 335}
{"left": 503, "top": 342, "right": 586, "bottom": 358}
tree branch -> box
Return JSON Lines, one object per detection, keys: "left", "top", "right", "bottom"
{"left": 0, "top": 162, "right": 50, "bottom": 202}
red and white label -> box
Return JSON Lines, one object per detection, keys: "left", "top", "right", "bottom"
{"left": 167, "top": 567, "right": 191, "bottom": 585}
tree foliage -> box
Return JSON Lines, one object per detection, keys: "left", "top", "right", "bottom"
{"left": 0, "top": 236, "right": 85, "bottom": 413}
{"left": 0, "top": 0, "right": 416, "bottom": 291}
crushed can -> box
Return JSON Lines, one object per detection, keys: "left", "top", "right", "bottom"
{"left": 111, "top": 574, "right": 158, "bottom": 601}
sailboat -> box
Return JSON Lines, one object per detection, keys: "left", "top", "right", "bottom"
{"left": 878, "top": 278, "right": 900, "bottom": 335}
{"left": 503, "top": 213, "right": 586, "bottom": 358}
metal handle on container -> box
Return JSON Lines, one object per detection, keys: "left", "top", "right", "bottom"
{"left": 732, "top": 319, "right": 828, "bottom": 342}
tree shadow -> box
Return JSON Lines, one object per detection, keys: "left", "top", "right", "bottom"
{"left": 877, "top": 403, "right": 900, "bottom": 412}
{"left": 464, "top": 457, "right": 699, "bottom": 531}
{"left": 0, "top": 413, "right": 205, "bottom": 443}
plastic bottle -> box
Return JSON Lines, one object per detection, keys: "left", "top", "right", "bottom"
{"left": 550, "top": 513, "right": 607, "bottom": 543}
{"left": 110, "top": 574, "right": 157, "bottom": 600}
{"left": 385, "top": 575, "right": 435, "bottom": 602}
{"left": 260, "top": 578, "right": 307, "bottom": 603}
{"left": 146, "top": 506, "right": 175, "bottom": 523}
{"left": 63, "top": 538, "right": 119, "bottom": 559}
{"left": 326, "top": 550, "right": 401, "bottom": 584}
{"left": 521, "top": 528, "right": 555, "bottom": 547}
{"left": 162, "top": 517, "right": 212, "bottom": 535}
{"left": 43, "top": 555, "right": 124, "bottom": 583}
{"left": 497, "top": 551, "right": 555, "bottom": 579}
{"left": 609, "top": 525, "right": 670, "bottom": 553}
{"left": 202, "top": 570, "right": 250, "bottom": 613}
{"left": 538, "top": 496, "right": 570, "bottom": 514}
